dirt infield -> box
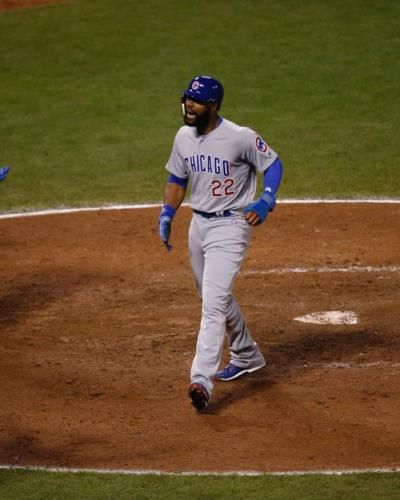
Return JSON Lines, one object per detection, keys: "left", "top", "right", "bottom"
{"left": 0, "top": 203, "right": 399, "bottom": 472}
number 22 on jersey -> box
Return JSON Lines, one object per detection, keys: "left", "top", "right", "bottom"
{"left": 211, "top": 178, "right": 235, "bottom": 197}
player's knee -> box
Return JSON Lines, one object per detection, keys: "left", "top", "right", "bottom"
{"left": 202, "top": 292, "right": 229, "bottom": 317}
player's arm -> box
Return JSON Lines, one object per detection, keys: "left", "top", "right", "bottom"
{"left": 244, "top": 157, "right": 283, "bottom": 226}
{"left": 163, "top": 174, "right": 188, "bottom": 210}
{"left": 159, "top": 173, "right": 189, "bottom": 251}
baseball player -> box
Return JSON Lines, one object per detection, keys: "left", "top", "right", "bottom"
{"left": 159, "top": 75, "right": 283, "bottom": 411}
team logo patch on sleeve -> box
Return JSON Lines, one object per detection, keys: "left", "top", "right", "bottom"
{"left": 256, "top": 136, "right": 269, "bottom": 153}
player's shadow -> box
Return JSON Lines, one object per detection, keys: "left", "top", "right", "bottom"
{"left": 205, "top": 376, "right": 274, "bottom": 414}
{"left": 208, "top": 328, "right": 391, "bottom": 413}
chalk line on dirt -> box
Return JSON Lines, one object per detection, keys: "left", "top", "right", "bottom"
{"left": 309, "top": 361, "right": 400, "bottom": 369}
{"left": 243, "top": 266, "right": 400, "bottom": 275}
{"left": 0, "top": 464, "right": 399, "bottom": 476}
{"left": 0, "top": 198, "right": 399, "bottom": 220}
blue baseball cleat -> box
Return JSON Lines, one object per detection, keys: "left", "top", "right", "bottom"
{"left": 215, "top": 361, "right": 266, "bottom": 381}
{"left": 0, "top": 166, "right": 10, "bottom": 182}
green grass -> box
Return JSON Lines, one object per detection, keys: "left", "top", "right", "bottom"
{"left": 0, "top": 0, "right": 399, "bottom": 212}
{"left": 1, "top": 470, "right": 400, "bottom": 500}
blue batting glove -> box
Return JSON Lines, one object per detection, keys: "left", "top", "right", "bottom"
{"left": 243, "top": 191, "right": 276, "bottom": 224}
{"left": 159, "top": 205, "right": 176, "bottom": 251}
{"left": 159, "top": 216, "right": 172, "bottom": 251}
{"left": 0, "top": 166, "right": 10, "bottom": 182}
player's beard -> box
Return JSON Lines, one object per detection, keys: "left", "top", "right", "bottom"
{"left": 183, "top": 106, "right": 212, "bottom": 132}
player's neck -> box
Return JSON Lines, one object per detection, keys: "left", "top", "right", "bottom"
{"left": 196, "top": 114, "right": 222, "bottom": 136}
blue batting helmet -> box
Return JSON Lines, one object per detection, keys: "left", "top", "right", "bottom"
{"left": 182, "top": 75, "right": 224, "bottom": 108}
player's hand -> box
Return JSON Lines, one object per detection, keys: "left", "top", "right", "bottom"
{"left": 243, "top": 192, "right": 276, "bottom": 226}
{"left": 159, "top": 215, "right": 172, "bottom": 251}
{"left": 244, "top": 210, "right": 261, "bottom": 226}
{"left": 159, "top": 205, "right": 176, "bottom": 251}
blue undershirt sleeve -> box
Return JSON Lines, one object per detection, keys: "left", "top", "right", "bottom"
{"left": 168, "top": 173, "right": 189, "bottom": 188}
{"left": 263, "top": 157, "right": 283, "bottom": 196}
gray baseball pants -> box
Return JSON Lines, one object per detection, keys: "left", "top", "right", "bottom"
{"left": 188, "top": 213, "right": 265, "bottom": 396}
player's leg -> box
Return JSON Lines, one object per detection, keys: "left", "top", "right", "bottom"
{"left": 188, "top": 215, "right": 212, "bottom": 409}
{"left": 225, "top": 295, "right": 265, "bottom": 369}
{"left": 189, "top": 217, "right": 250, "bottom": 395}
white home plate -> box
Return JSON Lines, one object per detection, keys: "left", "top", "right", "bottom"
{"left": 294, "top": 311, "right": 358, "bottom": 325}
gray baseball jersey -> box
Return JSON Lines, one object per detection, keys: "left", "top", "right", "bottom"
{"left": 166, "top": 118, "right": 278, "bottom": 213}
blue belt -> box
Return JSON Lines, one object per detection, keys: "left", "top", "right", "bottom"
{"left": 193, "top": 209, "right": 233, "bottom": 219}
